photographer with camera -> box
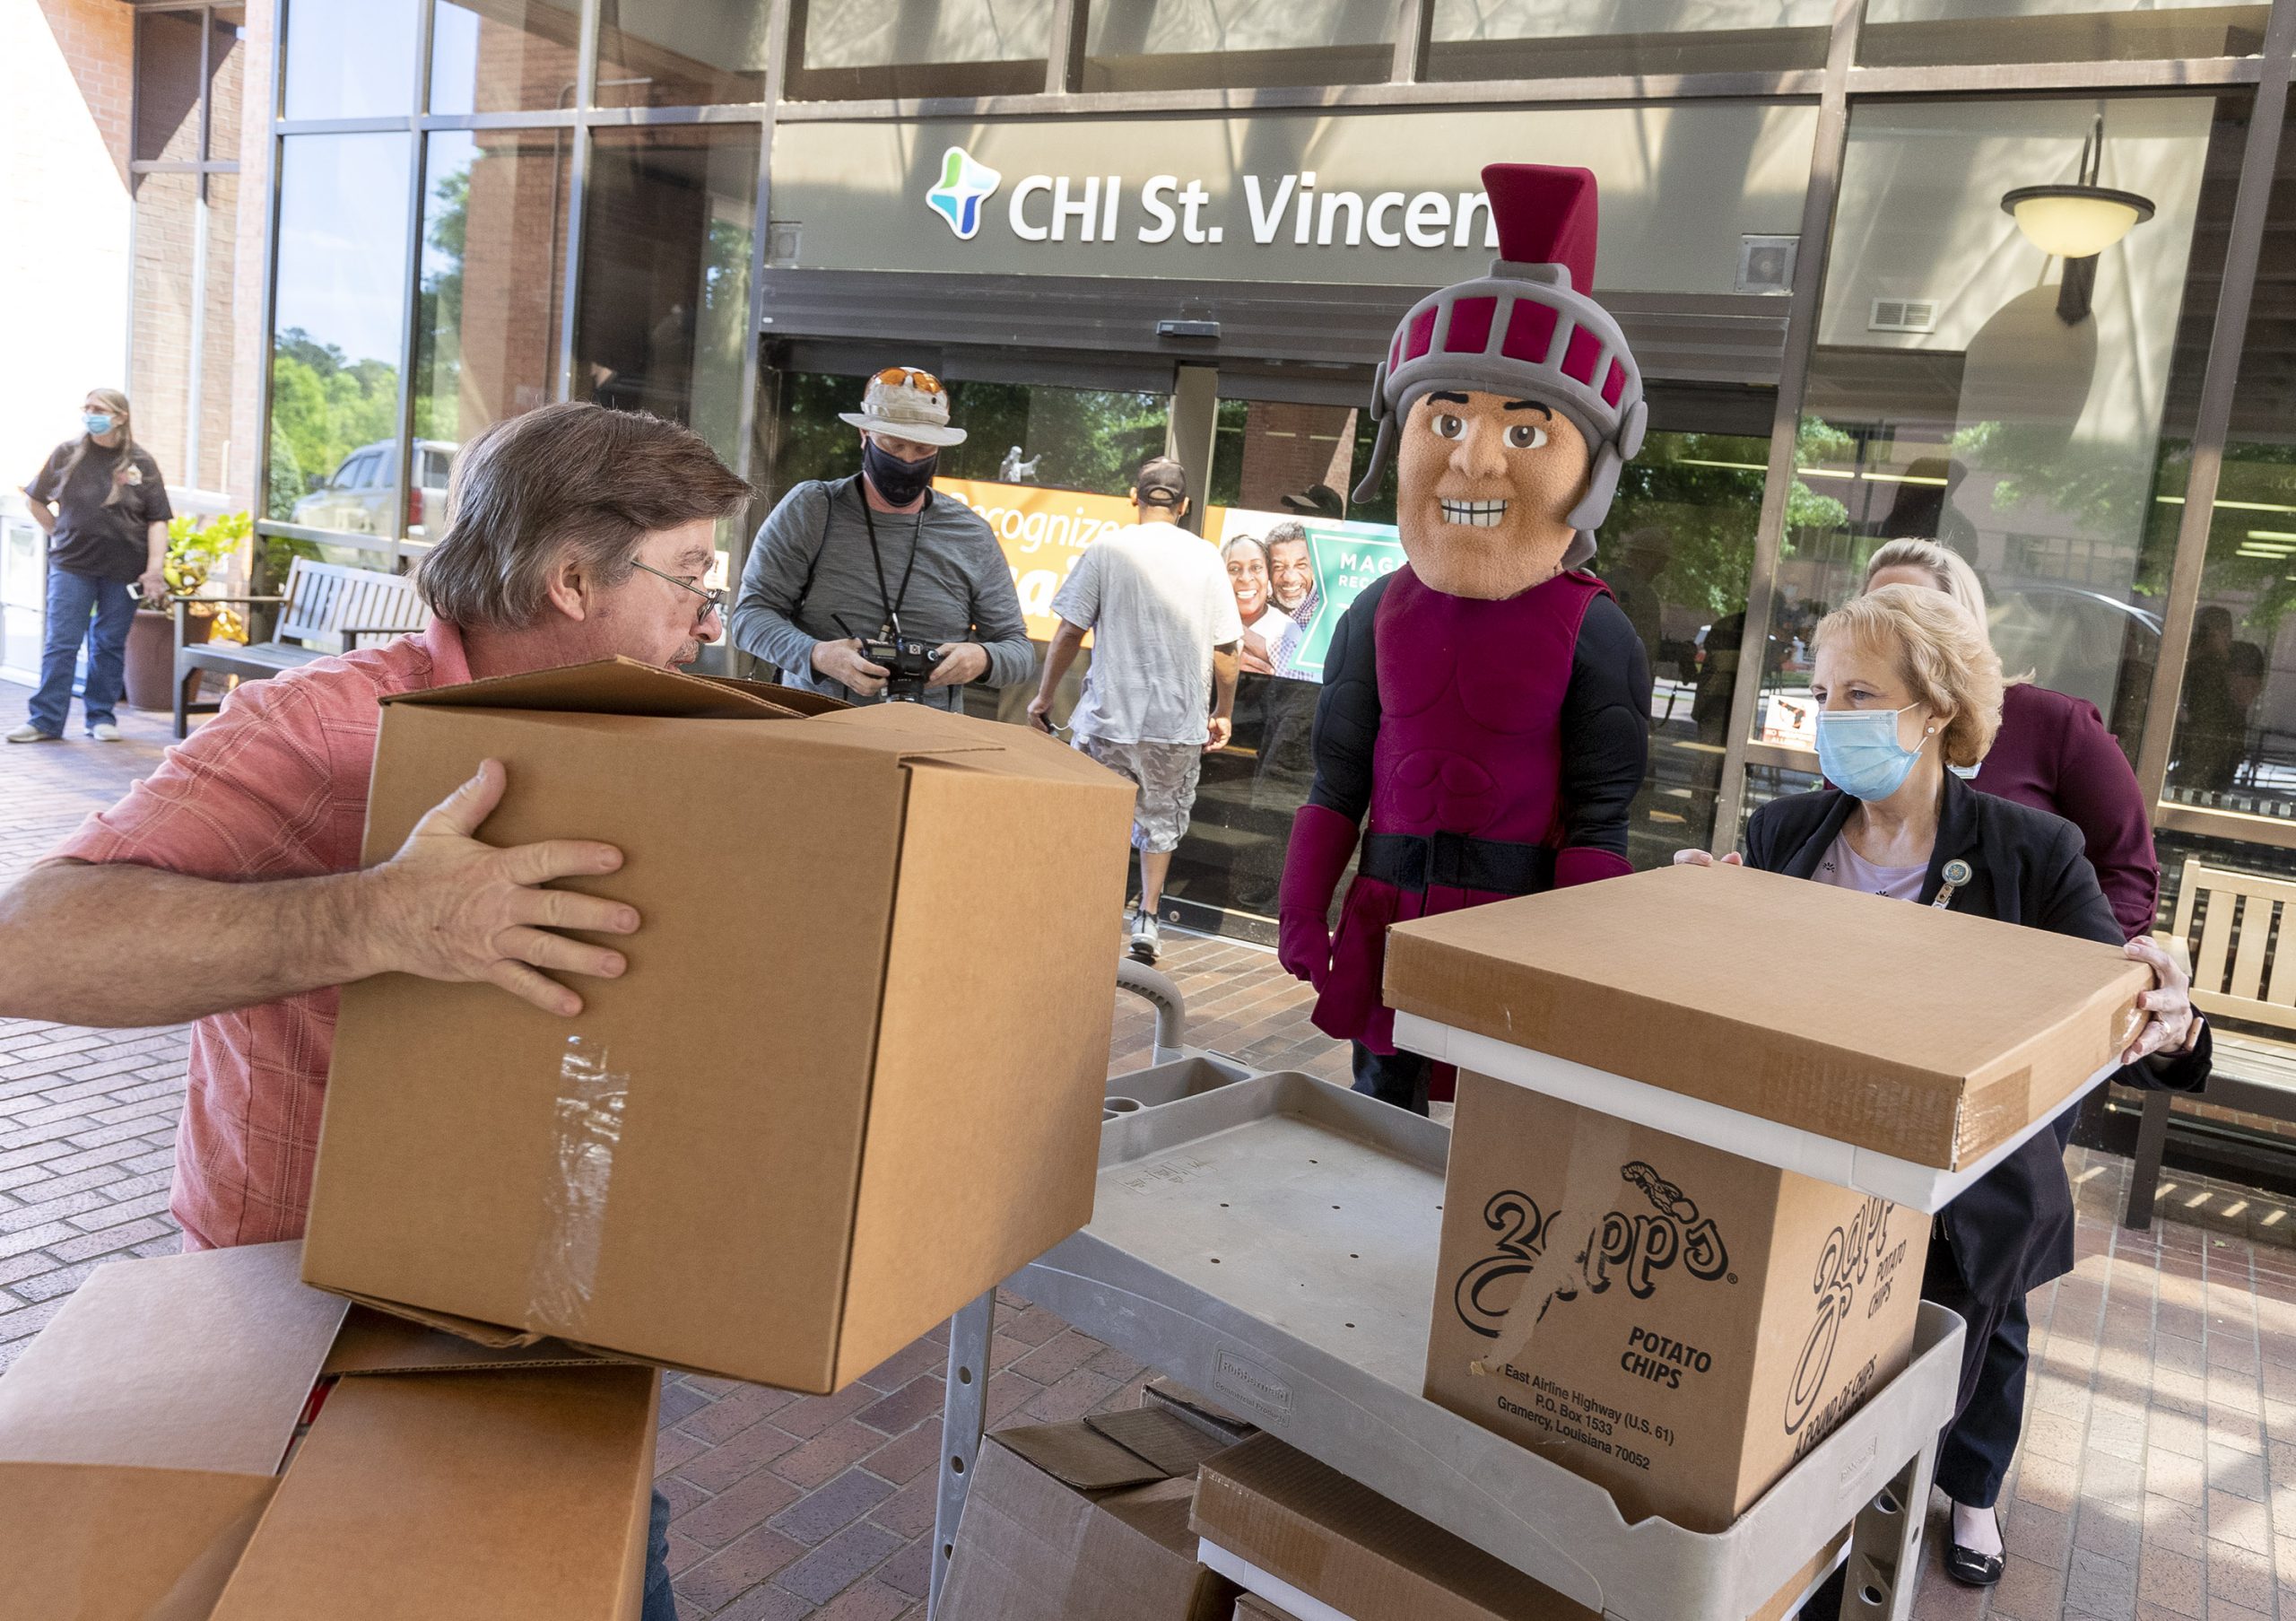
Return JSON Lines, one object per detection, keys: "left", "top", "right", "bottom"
{"left": 733, "top": 367, "right": 1031, "bottom": 708}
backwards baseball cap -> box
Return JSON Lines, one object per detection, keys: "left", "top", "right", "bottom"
{"left": 1353, "top": 163, "right": 1648, "bottom": 565}
{"left": 1135, "top": 456, "right": 1189, "bottom": 508}
{"left": 839, "top": 366, "right": 968, "bottom": 447}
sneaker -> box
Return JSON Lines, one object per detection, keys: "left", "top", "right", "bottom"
{"left": 5, "top": 724, "right": 60, "bottom": 744}
{"left": 88, "top": 723, "right": 122, "bottom": 743}
{"left": 1128, "top": 913, "right": 1161, "bottom": 965}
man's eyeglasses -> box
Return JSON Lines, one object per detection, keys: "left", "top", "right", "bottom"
{"left": 874, "top": 365, "right": 944, "bottom": 397}
{"left": 631, "top": 560, "right": 726, "bottom": 616}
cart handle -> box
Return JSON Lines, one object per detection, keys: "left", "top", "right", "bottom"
{"left": 1116, "top": 959, "right": 1187, "bottom": 1061}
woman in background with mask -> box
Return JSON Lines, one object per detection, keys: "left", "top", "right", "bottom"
{"left": 1864, "top": 537, "right": 2157, "bottom": 942}
{"left": 1679, "top": 585, "right": 2208, "bottom": 1588}
{"left": 12, "top": 388, "right": 172, "bottom": 744}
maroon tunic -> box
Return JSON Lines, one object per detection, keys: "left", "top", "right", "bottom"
{"left": 1279, "top": 566, "right": 1650, "bottom": 1062}
{"left": 1972, "top": 683, "right": 2158, "bottom": 940}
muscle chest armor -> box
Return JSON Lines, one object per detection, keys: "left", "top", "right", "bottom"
{"left": 1370, "top": 567, "right": 1605, "bottom": 843}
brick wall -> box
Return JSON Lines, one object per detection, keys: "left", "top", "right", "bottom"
{"left": 1235, "top": 401, "right": 1357, "bottom": 513}
{"left": 0, "top": 0, "right": 135, "bottom": 487}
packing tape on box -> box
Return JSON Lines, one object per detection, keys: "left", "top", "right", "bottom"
{"left": 1468, "top": 1111, "right": 1632, "bottom": 1380}
{"left": 528, "top": 1033, "right": 627, "bottom": 1337}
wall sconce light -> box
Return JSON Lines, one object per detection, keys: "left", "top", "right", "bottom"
{"left": 2001, "top": 111, "right": 2155, "bottom": 324}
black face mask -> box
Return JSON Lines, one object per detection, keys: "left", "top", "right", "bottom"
{"left": 863, "top": 439, "right": 938, "bottom": 506}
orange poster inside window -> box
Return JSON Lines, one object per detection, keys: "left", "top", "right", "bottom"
{"left": 933, "top": 478, "right": 1131, "bottom": 641}
{"left": 934, "top": 476, "right": 1230, "bottom": 643}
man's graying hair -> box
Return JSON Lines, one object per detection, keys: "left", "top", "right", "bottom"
{"left": 419, "top": 404, "right": 751, "bottom": 630}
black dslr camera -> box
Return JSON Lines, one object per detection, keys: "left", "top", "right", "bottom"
{"left": 839, "top": 615, "right": 943, "bottom": 702}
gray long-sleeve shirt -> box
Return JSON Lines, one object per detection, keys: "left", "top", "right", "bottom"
{"left": 731, "top": 476, "right": 1034, "bottom": 710}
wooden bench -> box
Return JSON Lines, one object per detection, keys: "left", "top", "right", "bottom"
{"left": 174, "top": 558, "right": 429, "bottom": 738}
{"left": 2124, "top": 859, "right": 2296, "bottom": 1227}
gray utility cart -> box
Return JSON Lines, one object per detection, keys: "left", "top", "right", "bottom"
{"left": 924, "top": 963, "right": 1969, "bottom": 1621}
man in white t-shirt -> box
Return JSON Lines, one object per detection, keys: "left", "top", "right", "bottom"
{"left": 1030, "top": 458, "right": 1241, "bottom": 963}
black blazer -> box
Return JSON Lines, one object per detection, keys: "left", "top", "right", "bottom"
{"left": 1745, "top": 775, "right": 2209, "bottom": 1301}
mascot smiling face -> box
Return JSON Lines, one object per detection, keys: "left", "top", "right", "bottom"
{"left": 1396, "top": 389, "right": 1591, "bottom": 599}
{"left": 1355, "top": 163, "right": 1648, "bottom": 602}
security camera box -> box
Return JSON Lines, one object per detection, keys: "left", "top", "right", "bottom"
{"left": 938, "top": 1411, "right": 1241, "bottom": 1621}
{"left": 1424, "top": 1073, "right": 1922, "bottom": 1533}
{"left": 0, "top": 1242, "right": 657, "bottom": 1620}
{"left": 1384, "top": 862, "right": 2151, "bottom": 1171}
{"left": 304, "top": 658, "right": 1137, "bottom": 1392}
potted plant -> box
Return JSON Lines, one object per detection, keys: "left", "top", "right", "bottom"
{"left": 125, "top": 510, "right": 250, "bottom": 713}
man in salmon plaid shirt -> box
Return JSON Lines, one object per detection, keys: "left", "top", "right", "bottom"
{"left": 0, "top": 401, "right": 749, "bottom": 1621}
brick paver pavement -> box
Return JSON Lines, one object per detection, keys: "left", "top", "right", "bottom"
{"left": 7, "top": 676, "right": 2296, "bottom": 1619}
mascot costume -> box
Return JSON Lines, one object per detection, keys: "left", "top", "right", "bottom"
{"left": 1276, "top": 162, "right": 1654, "bottom": 1113}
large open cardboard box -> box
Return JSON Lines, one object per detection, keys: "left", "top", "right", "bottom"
{"left": 939, "top": 1411, "right": 1241, "bottom": 1621}
{"left": 1386, "top": 862, "right": 2149, "bottom": 1174}
{"left": 304, "top": 659, "right": 1135, "bottom": 1391}
{"left": 0, "top": 1242, "right": 657, "bottom": 1619}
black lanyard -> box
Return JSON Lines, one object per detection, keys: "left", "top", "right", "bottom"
{"left": 856, "top": 481, "right": 925, "bottom": 637}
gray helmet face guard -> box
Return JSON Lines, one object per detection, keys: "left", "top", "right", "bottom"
{"left": 1352, "top": 265, "right": 1649, "bottom": 562}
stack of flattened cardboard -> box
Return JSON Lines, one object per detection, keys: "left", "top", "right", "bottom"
{"left": 302, "top": 659, "right": 1138, "bottom": 1393}
{"left": 1386, "top": 863, "right": 2152, "bottom": 1534}
{"left": 939, "top": 1407, "right": 1244, "bottom": 1621}
{"left": 1192, "top": 1434, "right": 1596, "bottom": 1620}
{"left": 0, "top": 1242, "right": 656, "bottom": 1620}
{"left": 1194, "top": 1434, "right": 1827, "bottom": 1621}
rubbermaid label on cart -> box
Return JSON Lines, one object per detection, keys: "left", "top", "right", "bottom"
{"left": 1836, "top": 1432, "right": 1879, "bottom": 1493}
{"left": 1212, "top": 1348, "right": 1292, "bottom": 1420}
{"left": 1117, "top": 1154, "right": 1217, "bottom": 1195}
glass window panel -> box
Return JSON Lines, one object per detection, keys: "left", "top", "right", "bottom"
{"left": 267, "top": 134, "right": 413, "bottom": 535}
{"left": 207, "top": 9, "right": 247, "bottom": 163}
{"left": 197, "top": 171, "right": 241, "bottom": 492}
{"left": 1083, "top": 0, "right": 1395, "bottom": 92}
{"left": 574, "top": 126, "right": 758, "bottom": 533}
{"left": 1859, "top": 0, "right": 2269, "bottom": 68}
{"left": 135, "top": 9, "right": 204, "bottom": 163}
{"left": 2164, "top": 115, "right": 2296, "bottom": 818}
{"left": 428, "top": 0, "right": 583, "bottom": 115}
{"left": 787, "top": 0, "right": 1050, "bottom": 100}
{"left": 1765, "top": 97, "right": 2224, "bottom": 780}
{"left": 282, "top": 0, "right": 418, "bottom": 120}
{"left": 409, "top": 129, "right": 571, "bottom": 538}
{"left": 1604, "top": 413, "right": 1774, "bottom": 866}
{"left": 1428, "top": 0, "right": 1831, "bottom": 80}
{"left": 130, "top": 171, "right": 198, "bottom": 483}
{"left": 592, "top": 0, "right": 770, "bottom": 106}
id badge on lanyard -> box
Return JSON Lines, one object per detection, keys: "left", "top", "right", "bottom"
{"left": 1931, "top": 858, "right": 1971, "bottom": 911}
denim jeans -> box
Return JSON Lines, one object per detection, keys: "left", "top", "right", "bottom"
{"left": 644, "top": 1486, "right": 675, "bottom": 1621}
{"left": 31, "top": 567, "right": 138, "bottom": 736}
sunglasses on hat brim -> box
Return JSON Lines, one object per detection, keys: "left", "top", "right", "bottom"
{"left": 873, "top": 366, "right": 944, "bottom": 397}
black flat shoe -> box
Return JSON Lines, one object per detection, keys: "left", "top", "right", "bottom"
{"left": 1943, "top": 1511, "right": 2005, "bottom": 1587}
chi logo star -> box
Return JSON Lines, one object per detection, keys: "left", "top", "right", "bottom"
{"left": 926, "top": 145, "right": 1001, "bottom": 240}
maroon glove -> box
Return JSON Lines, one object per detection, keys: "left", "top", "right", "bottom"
{"left": 1278, "top": 803, "right": 1359, "bottom": 989}
{"left": 1554, "top": 846, "right": 1632, "bottom": 888}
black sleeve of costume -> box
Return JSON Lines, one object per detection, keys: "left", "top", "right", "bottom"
{"left": 1305, "top": 572, "right": 1391, "bottom": 825}
{"left": 2038, "top": 819, "right": 2212, "bottom": 1094}
{"left": 1558, "top": 593, "right": 1652, "bottom": 859}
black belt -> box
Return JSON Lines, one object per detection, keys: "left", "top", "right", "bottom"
{"left": 1360, "top": 831, "right": 1556, "bottom": 896}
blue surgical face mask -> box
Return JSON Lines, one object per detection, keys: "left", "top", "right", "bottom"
{"left": 83, "top": 413, "right": 115, "bottom": 437}
{"left": 1816, "top": 703, "right": 1931, "bottom": 802}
